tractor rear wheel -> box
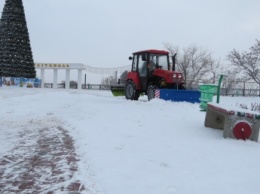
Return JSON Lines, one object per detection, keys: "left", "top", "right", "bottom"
{"left": 125, "top": 80, "right": 140, "bottom": 100}
{"left": 147, "top": 85, "right": 158, "bottom": 101}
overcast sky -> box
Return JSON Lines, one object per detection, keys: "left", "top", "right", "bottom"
{"left": 1, "top": 0, "right": 260, "bottom": 83}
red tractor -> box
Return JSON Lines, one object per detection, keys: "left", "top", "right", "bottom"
{"left": 125, "top": 49, "right": 185, "bottom": 100}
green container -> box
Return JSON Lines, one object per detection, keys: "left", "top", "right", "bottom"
{"left": 199, "top": 84, "right": 218, "bottom": 111}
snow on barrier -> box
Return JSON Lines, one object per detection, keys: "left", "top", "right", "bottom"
{"left": 155, "top": 89, "right": 201, "bottom": 103}
{"left": 205, "top": 103, "right": 260, "bottom": 142}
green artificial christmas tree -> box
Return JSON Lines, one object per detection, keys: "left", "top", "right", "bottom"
{"left": 0, "top": 0, "right": 36, "bottom": 78}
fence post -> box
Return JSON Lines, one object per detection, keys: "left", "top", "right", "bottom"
{"left": 243, "top": 81, "right": 246, "bottom": 96}
{"left": 217, "top": 75, "right": 224, "bottom": 103}
{"left": 84, "top": 74, "right": 86, "bottom": 89}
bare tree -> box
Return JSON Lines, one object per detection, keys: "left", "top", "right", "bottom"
{"left": 220, "top": 68, "right": 239, "bottom": 95}
{"left": 207, "top": 58, "right": 223, "bottom": 84}
{"left": 227, "top": 39, "right": 260, "bottom": 84}
{"left": 163, "top": 43, "right": 217, "bottom": 88}
{"left": 163, "top": 42, "right": 179, "bottom": 70}
{"left": 101, "top": 75, "right": 116, "bottom": 89}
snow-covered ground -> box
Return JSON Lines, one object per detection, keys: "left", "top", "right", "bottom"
{"left": 1, "top": 87, "right": 260, "bottom": 194}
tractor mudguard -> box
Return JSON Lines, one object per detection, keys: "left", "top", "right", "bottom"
{"left": 126, "top": 72, "right": 141, "bottom": 90}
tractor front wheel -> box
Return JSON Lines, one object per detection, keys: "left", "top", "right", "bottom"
{"left": 147, "top": 85, "right": 158, "bottom": 101}
{"left": 125, "top": 80, "right": 140, "bottom": 100}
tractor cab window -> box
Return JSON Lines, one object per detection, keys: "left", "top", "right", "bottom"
{"left": 132, "top": 55, "right": 138, "bottom": 71}
{"left": 149, "top": 54, "right": 157, "bottom": 70}
{"left": 157, "top": 55, "right": 169, "bottom": 70}
{"left": 138, "top": 53, "right": 147, "bottom": 76}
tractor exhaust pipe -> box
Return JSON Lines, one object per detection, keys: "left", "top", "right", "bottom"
{"left": 172, "top": 53, "right": 177, "bottom": 71}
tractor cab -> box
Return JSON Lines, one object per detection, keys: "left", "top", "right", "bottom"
{"left": 128, "top": 50, "right": 170, "bottom": 89}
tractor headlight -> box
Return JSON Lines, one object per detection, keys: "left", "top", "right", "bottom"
{"left": 178, "top": 74, "right": 182, "bottom": 78}
{"left": 173, "top": 74, "right": 177, "bottom": 78}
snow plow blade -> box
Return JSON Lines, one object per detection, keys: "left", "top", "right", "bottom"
{"left": 110, "top": 85, "right": 125, "bottom": 96}
{"left": 155, "top": 89, "right": 201, "bottom": 103}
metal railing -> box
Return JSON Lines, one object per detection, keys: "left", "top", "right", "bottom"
{"left": 44, "top": 83, "right": 112, "bottom": 90}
